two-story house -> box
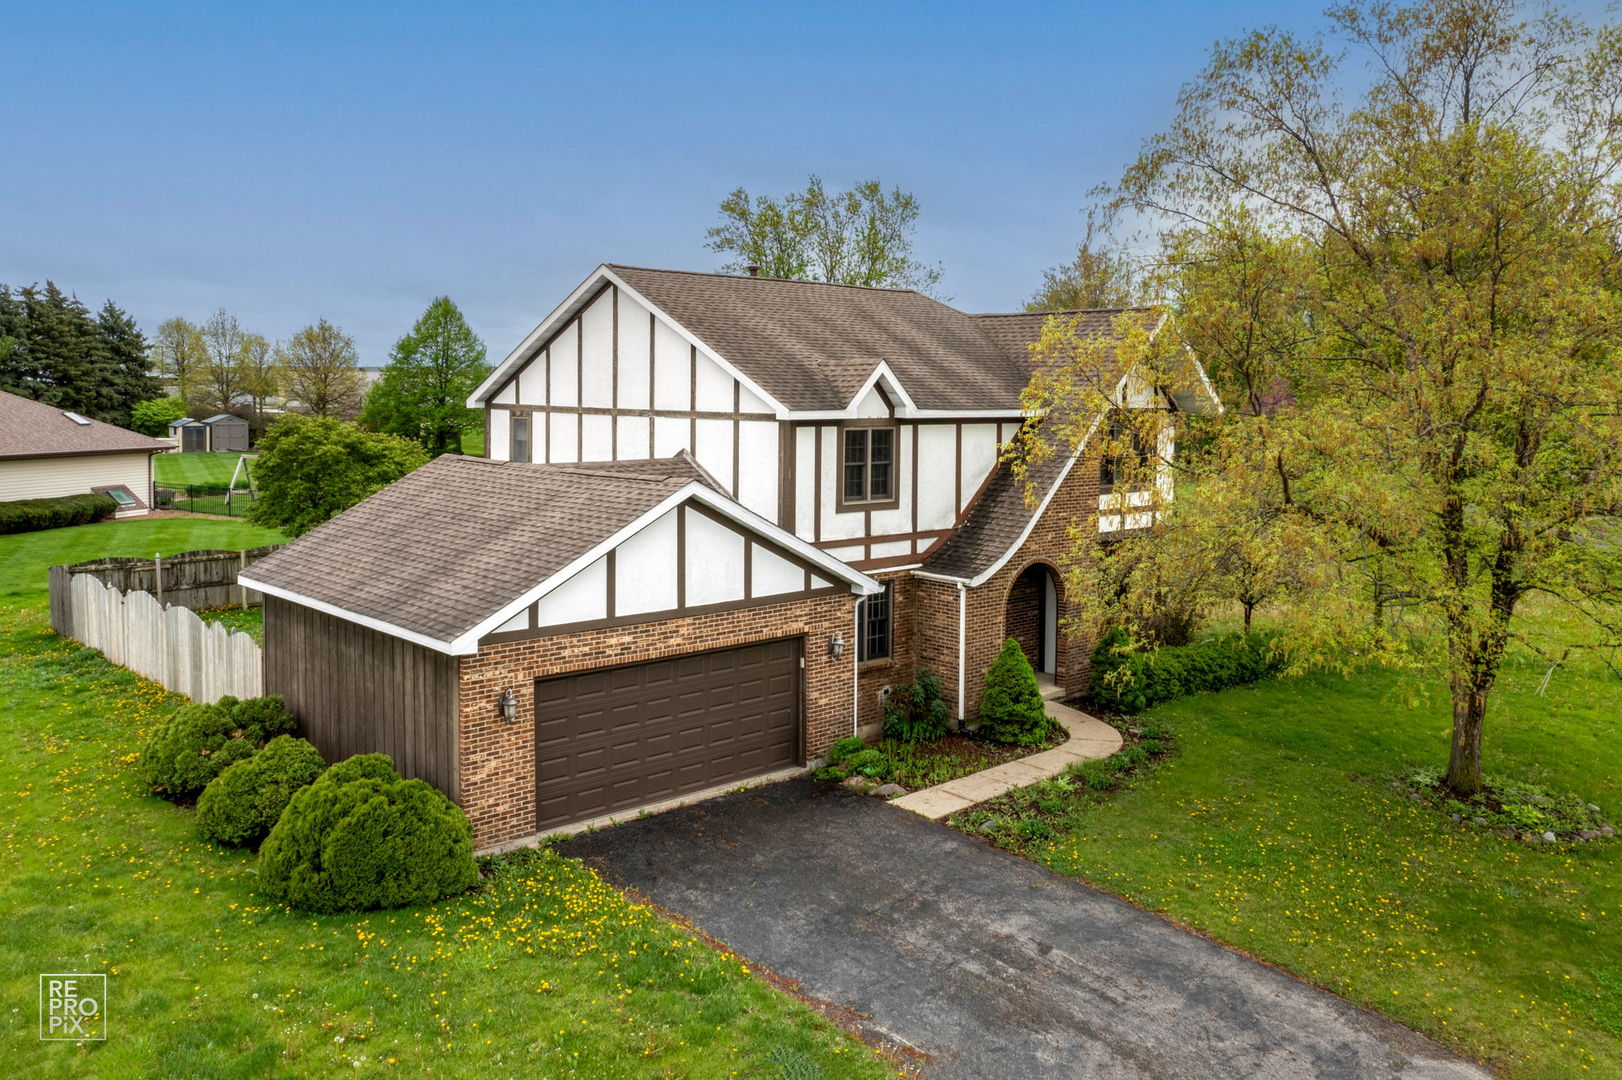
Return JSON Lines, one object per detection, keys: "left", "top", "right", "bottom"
{"left": 241, "top": 265, "right": 1216, "bottom": 849}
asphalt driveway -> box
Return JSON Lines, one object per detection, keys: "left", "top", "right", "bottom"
{"left": 565, "top": 779, "right": 1488, "bottom": 1079}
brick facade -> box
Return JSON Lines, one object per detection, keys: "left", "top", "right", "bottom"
{"left": 456, "top": 591, "right": 856, "bottom": 848}
{"left": 854, "top": 569, "right": 917, "bottom": 732}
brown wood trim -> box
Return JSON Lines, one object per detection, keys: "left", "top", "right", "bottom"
{"left": 675, "top": 505, "right": 686, "bottom": 609}
{"left": 482, "top": 584, "right": 848, "bottom": 644}
{"left": 777, "top": 420, "right": 795, "bottom": 528}
{"left": 488, "top": 281, "right": 612, "bottom": 405}
{"left": 732, "top": 382, "right": 740, "bottom": 498}
{"left": 847, "top": 553, "right": 925, "bottom": 572}
{"left": 834, "top": 420, "right": 902, "bottom": 514}
{"left": 605, "top": 549, "right": 617, "bottom": 618}
{"left": 813, "top": 425, "right": 823, "bottom": 540}
{"left": 911, "top": 423, "right": 919, "bottom": 533}
{"left": 482, "top": 407, "right": 491, "bottom": 460}
{"left": 485, "top": 402, "right": 772, "bottom": 421}
{"left": 813, "top": 528, "right": 950, "bottom": 549}
{"left": 689, "top": 345, "right": 697, "bottom": 454}
{"left": 955, "top": 422, "right": 963, "bottom": 512}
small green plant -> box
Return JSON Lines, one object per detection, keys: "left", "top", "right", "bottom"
{"left": 196, "top": 735, "right": 326, "bottom": 847}
{"left": 977, "top": 639, "right": 1054, "bottom": 746}
{"left": 258, "top": 753, "right": 478, "bottom": 913}
{"left": 825, "top": 737, "right": 867, "bottom": 765}
{"left": 843, "top": 749, "right": 889, "bottom": 778}
{"left": 881, "top": 668, "right": 951, "bottom": 744}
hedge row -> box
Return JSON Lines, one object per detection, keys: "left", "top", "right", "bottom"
{"left": 0, "top": 492, "right": 117, "bottom": 535}
{"left": 1088, "top": 627, "right": 1283, "bottom": 714}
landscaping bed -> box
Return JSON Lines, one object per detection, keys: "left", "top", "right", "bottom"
{"left": 824, "top": 729, "right": 1067, "bottom": 795}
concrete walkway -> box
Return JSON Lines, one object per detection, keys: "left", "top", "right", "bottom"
{"left": 890, "top": 683, "right": 1123, "bottom": 820}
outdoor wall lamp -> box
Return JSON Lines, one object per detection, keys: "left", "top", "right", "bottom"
{"left": 497, "top": 688, "right": 518, "bottom": 724}
{"left": 828, "top": 633, "right": 845, "bottom": 659}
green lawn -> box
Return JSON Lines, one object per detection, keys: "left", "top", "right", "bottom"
{"left": 1010, "top": 601, "right": 1620, "bottom": 1078}
{"left": 154, "top": 452, "right": 254, "bottom": 488}
{"left": 0, "top": 519, "right": 888, "bottom": 1078}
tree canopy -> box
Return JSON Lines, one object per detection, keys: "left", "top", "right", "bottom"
{"left": 1015, "top": 0, "right": 1622, "bottom": 796}
{"left": 0, "top": 282, "right": 159, "bottom": 426}
{"left": 279, "top": 319, "right": 365, "bottom": 420}
{"left": 705, "top": 176, "right": 943, "bottom": 293}
{"left": 360, "top": 297, "right": 489, "bottom": 455}
{"left": 247, "top": 415, "right": 427, "bottom": 537}
{"left": 1026, "top": 210, "right": 1143, "bottom": 312}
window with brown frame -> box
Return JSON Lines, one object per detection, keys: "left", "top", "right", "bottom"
{"left": 510, "top": 414, "right": 532, "bottom": 463}
{"left": 1099, "top": 413, "right": 1152, "bottom": 490}
{"left": 839, "top": 425, "right": 897, "bottom": 509}
{"left": 858, "top": 583, "right": 892, "bottom": 662}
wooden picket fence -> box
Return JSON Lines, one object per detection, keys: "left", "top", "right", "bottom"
{"left": 52, "top": 573, "right": 263, "bottom": 704}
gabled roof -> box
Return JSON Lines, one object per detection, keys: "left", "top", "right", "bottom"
{"left": 920, "top": 449, "right": 1078, "bottom": 585}
{"left": 201, "top": 413, "right": 243, "bottom": 424}
{"left": 471, "top": 264, "right": 1168, "bottom": 417}
{"left": 239, "top": 453, "right": 879, "bottom": 655}
{"left": 0, "top": 390, "right": 168, "bottom": 460}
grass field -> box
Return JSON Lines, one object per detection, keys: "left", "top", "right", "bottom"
{"left": 153, "top": 452, "right": 254, "bottom": 488}
{"left": 1013, "top": 601, "right": 1621, "bottom": 1078}
{"left": 0, "top": 519, "right": 888, "bottom": 1078}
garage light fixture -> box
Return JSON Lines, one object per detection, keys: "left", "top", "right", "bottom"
{"left": 497, "top": 688, "right": 518, "bottom": 724}
{"left": 828, "top": 633, "right": 845, "bottom": 659}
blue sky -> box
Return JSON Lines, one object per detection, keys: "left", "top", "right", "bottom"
{"left": 2, "top": 1, "right": 1604, "bottom": 366}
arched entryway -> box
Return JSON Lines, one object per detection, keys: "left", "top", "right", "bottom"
{"left": 1005, "top": 563, "right": 1060, "bottom": 678}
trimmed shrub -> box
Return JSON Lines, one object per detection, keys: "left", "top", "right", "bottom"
{"left": 196, "top": 736, "right": 327, "bottom": 847}
{"left": 1088, "top": 628, "right": 1283, "bottom": 714}
{"left": 881, "top": 668, "right": 951, "bottom": 744}
{"left": 259, "top": 754, "right": 478, "bottom": 913}
{"left": 824, "top": 737, "right": 868, "bottom": 766}
{"left": 0, "top": 493, "right": 116, "bottom": 535}
{"left": 139, "top": 695, "right": 297, "bottom": 799}
{"left": 977, "top": 639, "right": 1054, "bottom": 746}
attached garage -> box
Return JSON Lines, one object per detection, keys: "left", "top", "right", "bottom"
{"left": 534, "top": 639, "right": 801, "bottom": 830}
{"left": 243, "top": 453, "right": 879, "bottom": 850}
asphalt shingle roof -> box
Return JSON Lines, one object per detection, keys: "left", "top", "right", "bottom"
{"left": 922, "top": 452, "right": 1074, "bottom": 581}
{"left": 0, "top": 390, "right": 168, "bottom": 460}
{"left": 243, "top": 454, "right": 717, "bottom": 644}
{"left": 607, "top": 266, "right": 1154, "bottom": 412}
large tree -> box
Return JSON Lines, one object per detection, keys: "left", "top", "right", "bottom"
{"left": 197, "top": 308, "right": 250, "bottom": 415}
{"left": 1018, "top": 0, "right": 1622, "bottom": 797}
{"left": 705, "top": 176, "right": 943, "bottom": 293}
{"left": 248, "top": 415, "right": 427, "bottom": 537}
{"left": 0, "top": 282, "right": 158, "bottom": 424}
{"left": 279, "top": 319, "right": 365, "bottom": 419}
{"left": 149, "top": 316, "right": 205, "bottom": 403}
{"left": 360, "top": 297, "right": 489, "bottom": 455}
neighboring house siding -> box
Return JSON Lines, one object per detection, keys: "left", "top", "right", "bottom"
{"left": 262, "top": 596, "right": 461, "bottom": 799}
{"left": 0, "top": 451, "right": 153, "bottom": 508}
{"left": 458, "top": 590, "right": 856, "bottom": 848}
{"left": 486, "top": 284, "right": 781, "bottom": 519}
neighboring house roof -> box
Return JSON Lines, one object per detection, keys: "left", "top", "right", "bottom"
{"left": 471, "top": 263, "right": 1172, "bottom": 417}
{"left": 0, "top": 390, "right": 168, "bottom": 461}
{"left": 168, "top": 418, "right": 200, "bottom": 428}
{"left": 202, "top": 413, "right": 243, "bottom": 425}
{"left": 240, "top": 453, "right": 880, "bottom": 655}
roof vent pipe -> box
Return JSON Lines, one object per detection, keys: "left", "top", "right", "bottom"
{"left": 746, "top": 264, "right": 760, "bottom": 277}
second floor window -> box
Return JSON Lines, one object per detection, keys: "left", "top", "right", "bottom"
{"left": 511, "top": 415, "right": 531, "bottom": 463}
{"left": 1099, "top": 414, "right": 1152, "bottom": 490}
{"left": 841, "top": 426, "right": 895, "bottom": 506}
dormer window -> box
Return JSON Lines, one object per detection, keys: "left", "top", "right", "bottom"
{"left": 838, "top": 424, "right": 898, "bottom": 510}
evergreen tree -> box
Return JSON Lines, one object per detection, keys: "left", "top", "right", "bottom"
{"left": 360, "top": 297, "right": 489, "bottom": 455}
{"left": 93, "top": 300, "right": 159, "bottom": 427}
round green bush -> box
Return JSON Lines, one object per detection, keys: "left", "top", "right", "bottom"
{"left": 258, "top": 754, "right": 478, "bottom": 913}
{"left": 196, "top": 736, "right": 327, "bottom": 847}
{"left": 977, "top": 638, "right": 1054, "bottom": 746}
{"left": 138, "top": 695, "right": 298, "bottom": 799}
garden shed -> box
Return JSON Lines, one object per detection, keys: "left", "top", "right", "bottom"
{"left": 169, "top": 413, "right": 250, "bottom": 452}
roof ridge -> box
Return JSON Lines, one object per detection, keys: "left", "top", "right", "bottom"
{"left": 607, "top": 263, "right": 926, "bottom": 296}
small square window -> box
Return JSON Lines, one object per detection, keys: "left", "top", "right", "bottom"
{"left": 510, "top": 415, "right": 531, "bottom": 463}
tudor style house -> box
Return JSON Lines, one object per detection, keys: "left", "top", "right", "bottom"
{"left": 242, "top": 265, "right": 1216, "bottom": 849}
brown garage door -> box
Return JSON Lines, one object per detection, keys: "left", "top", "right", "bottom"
{"left": 534, "top": 638, "right": 801, "bottom": 830}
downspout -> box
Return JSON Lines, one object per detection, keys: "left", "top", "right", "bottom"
{"left": 852, "top": 600, "right": 861, "bottom": 737}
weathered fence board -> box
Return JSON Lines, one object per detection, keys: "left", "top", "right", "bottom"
{"left": 63, "top": 574, "right": 262, "bottom": 703}
{"left": 55, "top": 545, "right": 281, "bottom": 612}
